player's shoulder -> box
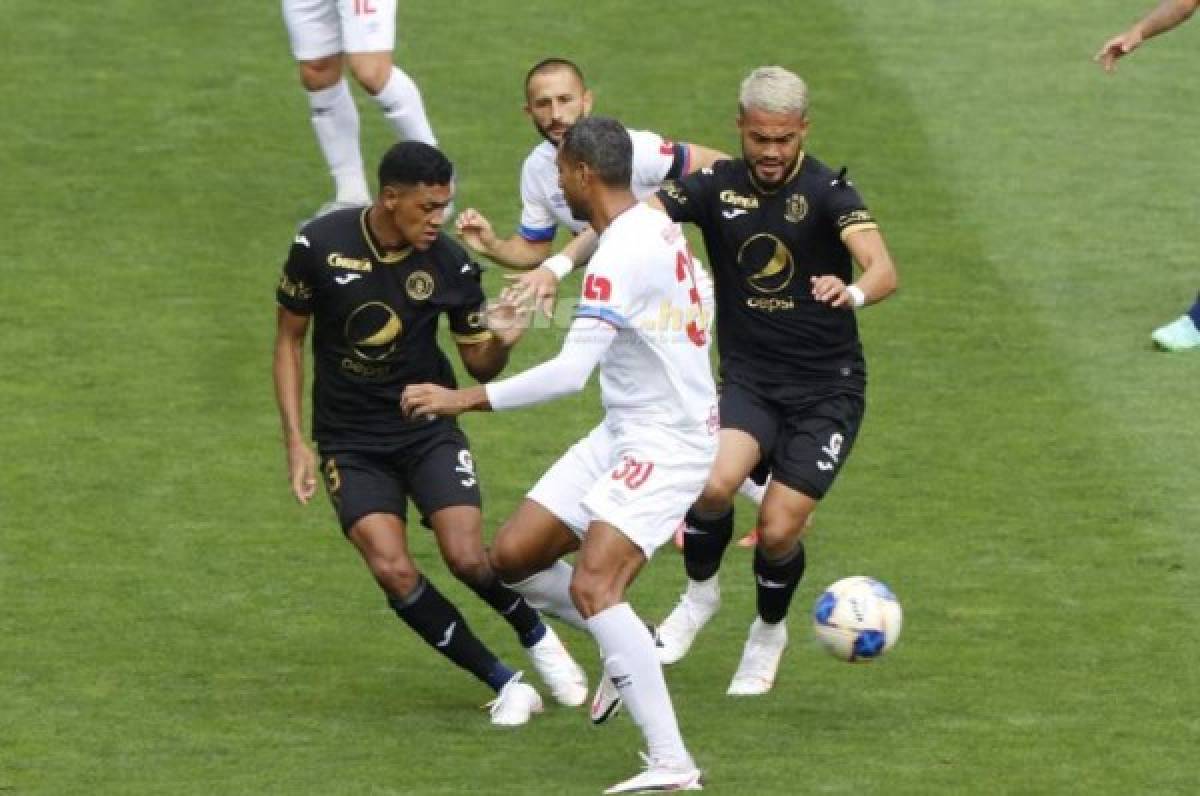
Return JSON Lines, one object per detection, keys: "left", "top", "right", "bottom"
{"left": 292, "top": 206, "right": 367, "bottom": 258}
{"left": 797, "top": 153, "right": 848, "bottom": 191}
{"left": 522, "top": 140, "right": 557, "bottom": 173}
{"left": 424, "top": 234, "right": 483, "bottom": 280}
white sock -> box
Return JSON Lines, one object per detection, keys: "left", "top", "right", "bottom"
{"left": 737, "top": 476, "right": 767, "bottom": 505}
{"left": 506, "top": 560, "right": 586, "bottom": 631}
{"left": 587, "top": 603, "right": 693, "bottom": 768}
{"left": 371, "top": 66, "right": 437, "bottom": 146}
{"left": 306, "top": 79, "right": 369, "bottom": 203}
{"left": 686, "top": 575, "right": 719, "bottom": 605}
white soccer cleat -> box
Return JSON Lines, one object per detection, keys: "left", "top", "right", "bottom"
{"left": 527, "top": 625, "right": 588, "bottom": 707}
{"left": 590, "top": 669, "right": 623, "bottom": 725}
{"left": 656, "top": 587, "right": 720, "bottom": 665}
{"left": 1151, "top": 314, "right": 1200, "bottom": 352}
{"left": 603, "top": 753, "right": 704, "bottom": 794}
{"left": 726, "top": 618, "right": 788, "bottom": 696}
{"left": 486, "top": 672, "right": 544, "bottom": 726}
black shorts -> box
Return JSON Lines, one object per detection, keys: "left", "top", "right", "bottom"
{"left": 720, "top": 378, "right": 865, "bottom": 500}
{"left": 318, "top": 427, "right": 482, "bottom": 533}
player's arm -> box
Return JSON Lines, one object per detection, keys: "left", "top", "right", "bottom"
{"left": 272, "top": 306, "right": 319, "bottom": 504}
{"left": 402, "top": 317, "right": 616, "bottom": 417}
{"left": 1096, "top": 0, "right": 1200, "bottom": 72}
{"left": 454, "top": 286, "right": 535, "bottom": 383}
{"left": 506, "top": 225, "right": 601, "bottom": 318}
{"left": 455, "top": 207, "right": 553, "bottom": 270}
{"left": 679, "top": 143, "right": 730, "bottom": 174}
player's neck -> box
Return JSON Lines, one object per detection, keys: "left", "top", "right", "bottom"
{"left": 588, "top": 190, "right": 637, "bottom": 235}
{"left": 365, "top": 204, "right": 410, "bottom": 251}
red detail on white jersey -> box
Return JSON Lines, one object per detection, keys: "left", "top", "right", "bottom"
{"left": 584, "top": 273, "right": 613, "bottom": 302}
{"left": 659, "top": 140, "right": 676, "bottom": 156}
{"left": 674, "top": 248, "right": 707, "bottom": 347}
{"left": 354, "top": 0, "right": 377, "bottom": 15}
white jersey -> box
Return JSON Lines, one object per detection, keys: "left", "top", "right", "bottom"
{"left": 574, "top": 203, "right": 717, "bottom": 435}
{"left": 283, "top": 0, "right": 397, "bottom": 61}
{"left": 517, "top": 130, "right": 684, "bottom": 242}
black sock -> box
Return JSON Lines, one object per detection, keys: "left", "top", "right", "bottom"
{"left": 389, "top": 576, "right": 515, "bottom": 692}
{"left": 467, "top": 573, "right": 546, "bottom": 648}
{"left": 682, "top": 506, "right": 734, "bottom": 581}
{"left": 754, "top": 542, "right": 806, "bottom": 624}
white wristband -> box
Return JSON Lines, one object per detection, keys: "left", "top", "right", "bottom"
{"left": 846, "top": 284, "right": 866, "bottom": 309}
{"left": 541, "top": 254, "right": 575, "bottom": 281}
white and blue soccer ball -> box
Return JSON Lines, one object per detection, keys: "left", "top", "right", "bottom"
{"left": 812, "top": 576, "right": 903, "bottom": 662}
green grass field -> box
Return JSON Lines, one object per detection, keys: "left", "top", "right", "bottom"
{"left": 3, "top": 1, "right": 1198, "bottom": 793}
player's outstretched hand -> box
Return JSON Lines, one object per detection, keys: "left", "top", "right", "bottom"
{"left": 286, "top": 438, "right": 319, "bottom": 505}
{"left": 1095, "top": 30, "right": 1142, "bottom": 72}
{"left": 487, "top": 286, "right": 534, "bottom": 347}
{"left": 506, "top": 264, "right": 561, "bottom": 319}
{"left": 811, "top": 275, "right": 854, "bottom": 309}
{"left": 401, "top": 383, "right": 465, "bottom": 419}
{"left": 455, "top": 207, "right": 496, "bottom": 255}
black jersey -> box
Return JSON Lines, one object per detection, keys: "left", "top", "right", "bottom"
{"left": 657, "top": 155, "right": 877, "bottom": 388}
{"left": 276, "top": 206, "right": 491, "bottom": 448}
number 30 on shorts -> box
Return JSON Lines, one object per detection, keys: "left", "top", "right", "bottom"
{"left": 611, "top": 455, "right": 655, "bottom": 489}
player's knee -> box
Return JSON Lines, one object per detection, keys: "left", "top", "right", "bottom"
{"left": 757, "top": 513, "right": 809, "bottom": 558}
{"left": 367, "top": 555, "right": 420, "bottom": 596}
{"left": 568, "top": 567, "right": 617, "bottom": 619}
{"left": 347, "top": 57, "right": 392, "bottom": 95}
{"left": 444, "top": 550, "right": 491, "bottom": 589}
{"left": 298, "top": 56, "right": 343, "bottom": 91}
{"left": 697, "top": 474, "right": 739, "bottom": 511}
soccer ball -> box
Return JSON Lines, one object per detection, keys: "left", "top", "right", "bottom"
{"left": 812, "top": 576, "right": 903, "bottom": 662}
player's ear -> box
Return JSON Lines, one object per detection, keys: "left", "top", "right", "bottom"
{"left": 581, "top": 89, "right": 594, "bottom": 115}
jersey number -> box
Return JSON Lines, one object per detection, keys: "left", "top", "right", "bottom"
{"left": 675, "top": 248, "right": 707, "bottom": 347}
{"left": 584, "top": 274, "right": 612, "bottom": 301}
{"left": 612, "top": 456, "right": 655, "bottom": 490}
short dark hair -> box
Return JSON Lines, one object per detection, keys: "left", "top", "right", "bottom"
{"left": 377, "top": 141, "right": 453, "bottom": 190}
{"left": 560, "top": 116, "right": 632, "bottom": 189}
{"left": 524, "top": 57, "right": 585, "bottom": 97}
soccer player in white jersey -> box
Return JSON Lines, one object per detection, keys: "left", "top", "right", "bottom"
{"left": 454, "top": 57, "right": 727, "bottom": 270}
{"left": 403, "top": 116, "right": 712, "bottom": 794}
{"left": 283, "top": 0, "right": 438, "bottom": 216}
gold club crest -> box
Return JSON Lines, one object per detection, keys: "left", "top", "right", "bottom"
{"left": 784, "top": 193, "right": 808, "bottom": 223}
{"left": 406, "top": 270, "right": 435, "bottom": 301}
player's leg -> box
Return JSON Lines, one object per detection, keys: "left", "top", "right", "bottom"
{"left": 283, "top": 0, "right": 371, "bottom": 208}
{"left": 409, "top": 437, "right": 586, "bottom": 708}
{"left": 1151, "top": 290, "right": 1200, "bottom": 351}
{"left": 727, "top": 391, "right": 864, "bottom": 696}
{"left": 658, "top": 390, "right": 771, "bottom": 665}
{"left": 340, "top": 0, "right": 437, "bottom": 146}
{"left": 574, "top": 523, "right": 701, "bottom": 793}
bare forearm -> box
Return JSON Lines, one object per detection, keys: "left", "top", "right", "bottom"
{"left": 273, "top": 339, "right": 307, "bottom": 442}
{"left": 481, "top": 236, "right": 551, "bottom": 270}
{"left": 1135, "top": 0, "right": 1199, "bottom": 39}
{"left": 461, "top": 336, "right": 511, "bottom": 383}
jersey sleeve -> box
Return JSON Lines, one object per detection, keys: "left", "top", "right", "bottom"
{"left": 517, "top": 158, "right": 558, "bottom": 243}
{"left": 276, "top": 232, "right": 318, "bottom": 314}
{"left": 655, "top": 164, "right": 717, "bottom": 226}
{"left": 629, "top": 129, "right": 686, "bottom": 195}
{"left": 445, "top": 255, "right": 492, "bottom": 344}
{"left": 824, "top": 171, "right": 878, "bottom": 241}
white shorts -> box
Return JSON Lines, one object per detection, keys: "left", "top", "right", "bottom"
{"left": 527, "top": 420, "right": 716, "bottom": 559}
{"left": 283, "top": 0, "right": 397, "bottom": 61}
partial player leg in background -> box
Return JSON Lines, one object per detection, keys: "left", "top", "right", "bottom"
{"left": 284, "top": 0, "right": 371, "bottom": 209}
{"left": 1151, "top": 291, "right": 1200, "bottom": 351}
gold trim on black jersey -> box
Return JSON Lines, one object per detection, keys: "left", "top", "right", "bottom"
{"left": 453, "top": 330, "right": 494, "bottom": 345}
{"left": 748, "top": 152, "right": 806, "bottom": 195}
{"left": 839, "top": 222, "right": 879, "bottom": 242}
{"left": 359, "top": 207, "right": 414, "bottom": 264}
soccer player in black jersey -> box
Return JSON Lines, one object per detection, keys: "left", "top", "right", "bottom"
{"left": 273, "top": 141, "right": 588, "bottom": 725}
{"left": 647, "top": 66, "right": 899, "bottom": 694}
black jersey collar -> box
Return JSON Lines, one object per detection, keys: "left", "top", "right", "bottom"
{"left": 360, "top": 207, "right": 414, "bottom": 264}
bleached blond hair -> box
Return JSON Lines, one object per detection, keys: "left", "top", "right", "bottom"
{"left": 738, "top": 66, "right": 809, "bottom": 117}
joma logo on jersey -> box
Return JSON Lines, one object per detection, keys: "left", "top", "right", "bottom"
{"left": 720, "top": 190, "right": 759, "bottom": 209}
{"left": 327, "top": 253, "right": 373, "bottom": 272}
